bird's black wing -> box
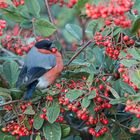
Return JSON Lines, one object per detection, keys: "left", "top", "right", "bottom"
{"left": 16, "top": 66, "right": 49, "bottom": 88}
{"left": 25, "top": 67, "right": 48, "bottom": 86}
{"left": 16, "top": 65, "right": 27, "bottom": 88}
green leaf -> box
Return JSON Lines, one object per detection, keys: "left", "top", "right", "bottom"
{"left": 24, "top": 0, "right": 40, "bottom": 18}
{"left": 35, "top": 134, "right": 41, "bottom": 140}
{"left": 43, "top": 123, "right": 61, "bottom": 140}
{"left": 109, "top": 97, "right": 126, "bottom": 105}
{"left": 2, "top": 61, "right": 19, "bottom": 88}
{"left": 75, "top": 0, "right": 88, "bottom": 10}
{"left": 47, "top": 102, "right": 60, "bottom": 123}
{"left": 3, "top": 135, "right": 16, "bottom": 140}
{"left": 88, "top": 90, "right": 96, "bottom": 99}
{"left": 1, "top": 8, "right": 27, "bottom": 23}
{"left": 107, "top": 86, "right": 120, "bottom": 99}
{"left": 120, "top": 59, "right": 139, "bottom": 67}
{"left": 130, "top": 116, "right": 140, "bottom": 128}
{"left": 119, "top": 80, "right": 136, "bottom": 94}
{"left": 33, "top": 112, "right": 44, "bottom": 130}
{"left": 86, "top": 73, "right": 94, "bottom": 87}
{"left": 24, "top": 119, "right": 31, "bottom": 130}
{"left": 131, "top": 16, "right": 140, "bottom": 33}
{"left": 34, "top": 18, "right": 56, "bottom": 37}
{"left": 53, "top": 40, "right": 62, "bottom": 51}
{"left": 61, "top": 124, "right": 71, "bottom": 138}
{"left": 81, "top": 97, "right": 91, "bottom": 108}
{"left": 65, "top": 24, "right": 82, "bottom": 41}
{"left": 24, "top": 106, "right": 35, "bottom": 115}
{"left": 0, "top": 91, "right": 12, "bottom": 101}
{"left": 129, "top": 70, "right": 140, "bottom": 88}
{"left": 127, "top": 48, "right": 140, "bottom": 60}
{"left": 66, "top": 89, "right": 84, "bottom": 101}
{"left": 93, "top": 47, "right": 103, "bottom": 65}
{"left": 113, "top": 27, "right": 121, "bottom": 36}
{"left": 86, "top": 20, "right": 102, "bottom": 37}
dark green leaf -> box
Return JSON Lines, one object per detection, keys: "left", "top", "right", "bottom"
{"left": 88, "top": 90, "right": 96, "bottom": 99}
{"left": 86, "top": 19, "right": 103, "bottom": 37}
{"left": 43, "top": 123, "right": 61, "bottom": 140}
{"left": 53, "top": 40, "right": 62, "bottom": 51}
{"left": 75, "top": 0, "right": 88, "bottom": 11}
{"left": 1, "top": 8, "right": 27, "bottom": 23}
{"left": 119, "top": 80, "right": 136, "bottom": 94}
{"left": 24, "top": 119, "right": 31, "bottom": 130}
{"left": 47, "top": 102, "right": 60, "bottom": 123}
{"left": 81, "top": 97, "right": 91, "bottom": 108}
{"left": 66, "top": 89, "right": 84, "bottom": 101}
{"left": 20, "top": 21, "right": 32, "bottom": 29}
{"left": 131, "top": 16, "right": 140, "bottom": 33}
{"left": 109, "top": 97, "right": 126, "bottom": 105}
{"left": 3, "top": 135, "right": 16, "bottom": 140}
{"left": 34, "top": 18, "right": 56, "bottom": 37}
{"left": 129, "top": 70, "right": 140, "bottom": 88}
{"left": 65, "top": 24, "right": 82, "bottom": 41}
{"left": 107, "top": 86, "right": 120, "bottom": 99}
{"left": 61, "top": 124, "right": 71, "bottom": 137}
{"left": 86, "top": 73, "right": 94, "bottom": 87}
{"left": 33, "top": 112, "right": 44, "bottom": 130}
{"left": 93, "top": 47, "right": 103, "bottom": 65}
{"left": 24, "top": 106, "right": 35, "bottom": 115}
{"left": 127, "top": 48, "right": 140, "bottom": 60}
{"left": 113, "top": 27, "right": 121, "bottom": 36}
{"left": 130, "top": 116, "right": 140, "bottom": 128}
{"left": 2, "top": 61, "right": 19, "bottom": 88}
{"left": 25, "top": 0, "right": 40, "bottom": 17}
{"left": 120, "top": 59, "right": 139, "bottom": 67}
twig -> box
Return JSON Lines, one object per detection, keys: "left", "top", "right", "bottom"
{"left": 0, "top": 100, "right": 25, "bottom": 107}
{"left": 44, "top": 0, "right": 59, "bottom": 40}
{"left": 66, "top": 40, "right": 93, "bottom": 66}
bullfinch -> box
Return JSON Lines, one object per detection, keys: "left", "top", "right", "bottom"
{"left": 16, "top": 40, "right": 63, "bottom": 100}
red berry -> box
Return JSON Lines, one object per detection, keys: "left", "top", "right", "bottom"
{"left": 51, "top": 48, "right": 57, "bottom": 53}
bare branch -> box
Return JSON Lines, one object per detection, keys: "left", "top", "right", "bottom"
{"left": 66, "top": 40, "right": 93, "bottom": 66}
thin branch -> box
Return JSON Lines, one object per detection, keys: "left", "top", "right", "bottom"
{"left": 66, "top": 40, "right": 93, "bottom": 66}
{"left": 0, "top": 47, "right": 24, "bottom": 66}
{"left": 0, "top": 100, "right": 25, "bottom": 107}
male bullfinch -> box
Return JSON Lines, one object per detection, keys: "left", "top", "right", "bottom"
{"left": 16, "top": 40, "right": 63, "bottom": 100}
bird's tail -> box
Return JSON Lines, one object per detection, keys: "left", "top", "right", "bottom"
{"left": 23, "top": 81, "right": 38, "bottom": 100}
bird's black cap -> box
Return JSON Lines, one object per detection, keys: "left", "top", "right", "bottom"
{"left": 35, "top": 40, "right": 52, "bottom": 50}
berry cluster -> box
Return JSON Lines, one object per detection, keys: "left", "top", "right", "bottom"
{"left": 94, "top": 32, "right": 121, "bottom": 60}
{"left": 12, "top": 0, "right": 24, "bottom": 7}
{"left": 0, "top": 2, "right": 8, "bottom": 8}
{"left": 88, "top": 127, "right": 108, "bottom": 138}
{"left": 0, "top": 19, "right": 6, "bottom": 36}
{"left": 0, "top": 0, "right": 24, "bottom": 8}
{"left": 2, "top": 102, "right": 33, "bottom": 137}
{"left": 85, "top": 0, "right": 133, "bottom": 28}
{"left": 1, "top": 36, "right": 34, "bottom": 56}
{"left": 2, "top": 119, "right": 33, "bottom": 137}
{"left": 94, "top": 32, "right": 135, "bottom": 60}
{"left": 118, "top": 64, "right": 139, "bottom": 92}
{"left": 49, "top": 0, "right": 78, "bottom": 8}
{"left": 56, "top": 78, "right": 113, "bottom": 137}
{"left": 125, "top": 99, "right": 140, "bottom": 119}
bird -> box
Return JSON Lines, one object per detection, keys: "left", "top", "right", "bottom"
{"left": 16, "top": 40, "right": 63, "bottom": 100}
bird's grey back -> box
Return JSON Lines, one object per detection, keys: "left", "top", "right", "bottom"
{"left": 24, "top": 47, "right": 56, "bottom": 69}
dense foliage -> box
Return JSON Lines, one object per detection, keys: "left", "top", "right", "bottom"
{"left": 1, "top": 0, "right": 140, "bottom": 140}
